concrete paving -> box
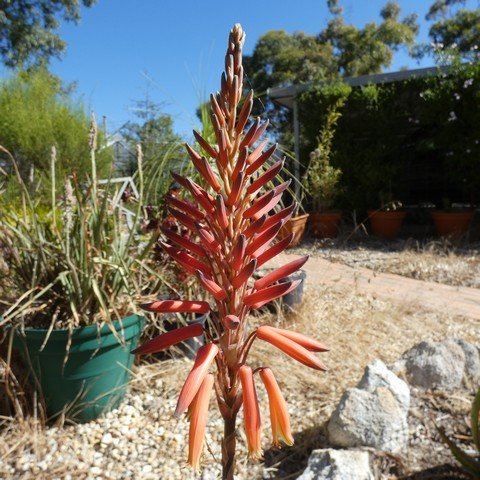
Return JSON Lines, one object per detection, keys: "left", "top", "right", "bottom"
{"left": 268, "top": 252, "right": 480, "bottom": 320}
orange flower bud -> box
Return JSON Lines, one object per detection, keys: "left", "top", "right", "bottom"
{"left": 256, "top": 326, "right": 327, "bottom": 370}
{"left": 187, "top": 373, "right": 214, "bottom": 471}
{"left": 133, "top": 323, "right": 204, "bottom": 355}
{"left": 175, "top": 343, "right": 219, "bottom": 418}
{"left": 259, "top": 368, "right": 294, "bottom": 447}
{"left": 239, "top": 365, "right": 262, "bottom": 459}
{"left": 268, "top": 326, "right": 329, "bottom": 352}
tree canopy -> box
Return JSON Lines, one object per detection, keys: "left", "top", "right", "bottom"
{"left": 0, "top": 0, "right": 96, "bottom": 68}
{"left": 423, "top": 0, "right": 480, "bottom": 61}
{"left": 244, "top": 1, "right": 418, "bottom": 99}
{"left": 0, "top": 68, "right": 111, "bottom": 182}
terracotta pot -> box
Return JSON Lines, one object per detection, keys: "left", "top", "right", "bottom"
{"left": 278, "top": 213, "right": 309, "bottom": 248}
{"left": 368, "top": 210, "right": 406, "bottom": 240}
{"left": 431, "top": 210, "right": 475, "bottom": 237}
{"left": 310, "top": 211, "right": 342, "bottom": 238}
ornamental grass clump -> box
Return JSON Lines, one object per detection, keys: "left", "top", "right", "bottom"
{"left": 134, "top": 24, "right": 329, "bottom": 479}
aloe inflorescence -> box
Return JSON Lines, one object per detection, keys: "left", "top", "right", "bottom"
{"left": 134, "top": 24, "right": 328, "bottom": 479}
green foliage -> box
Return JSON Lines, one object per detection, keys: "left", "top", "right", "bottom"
{"left": 415, "top": 0, "right": 480, "bottom": 61}
{"left": 0, "top": 0, "right": 96, "bottom": 68}
{"left": 437, "top": 387, "right": 480, "bottom": 477}
{"left": 303, "top": 92, "right": 346, "bottom": 211}
{"left": 0, "top": 68, "right": 112, "bottom": 186}
{"left": 298, "top": 62, "right": 480, "bottom": 211}
{"left": 0, "top": 133, "right": 159, "bottom": 330}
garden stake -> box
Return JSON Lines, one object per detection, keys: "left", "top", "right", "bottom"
{"left": 134, "top": 24, "right": 328, "bottom": 479}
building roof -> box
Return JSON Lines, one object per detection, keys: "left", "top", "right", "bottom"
{"left": 267, "top": 65, "right": 449, "bottom": 109}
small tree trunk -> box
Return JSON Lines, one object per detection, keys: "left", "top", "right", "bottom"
{"left": 222, "top": 414, "right": 237, "bottom": 480}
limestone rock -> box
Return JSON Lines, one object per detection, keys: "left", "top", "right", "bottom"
{"left": 297, "top": 448, "right": 373, "bottom": 480}
{"left": 327, "top": 387, "right": 408, "bottom": 452}
{"left": 451, "top": 338, "right": 480, "bottom": 386}
{"left": 402, "top": 340, "right": 465, "bottom": 390}
{"left": 357, "top": 359, "right": 410, "bottom": 412}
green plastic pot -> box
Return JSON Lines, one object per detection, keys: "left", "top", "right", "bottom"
{"left": 12, "top": 314, "right": 144, "bottom": 423}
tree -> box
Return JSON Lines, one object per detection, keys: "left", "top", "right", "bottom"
{"left": 0, "top": 0, "right": 96, "bottom": 68}
{"left": 243, "top": 1, "right": 418, "bottom": 142}
{"left": 419, "top": 0, "right": 480, "bottom": 62}
{"left": 120, "top": 98, "right": 187, "bottom": 205}
{"left": 0, "top": 67, "right": 111, "bottom": 182}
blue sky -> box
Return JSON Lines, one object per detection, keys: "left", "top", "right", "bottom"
{"left": 33, "top": 0, "right": 471, "bottom": 138}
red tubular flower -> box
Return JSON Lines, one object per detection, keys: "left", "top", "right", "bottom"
{"left": 231, "top": 259, "right": 257, "bottom": 288}
{"left": 232, "top": 147, "right": 248, "bottom": 181}
{"left": 267, "top": 326, "right": 329, "bottom": 352}
{"left": 256, "top": 233, "right": 294, "bottom": 268}
{"left": 231, "top": 234, "right": 246, "bottom": 271}
{"left": 246, "top": 221, "right": 284, "bottom": 258}
{"left": 216, "top": 194, "right": 229, "bottom": 229}
{"left": 244, "top": 280, "right": 301, "bottom": 307}
{"left": 175, "top": 343, "right": 219, "bottom": 418}
{"left": 161, "top": 227, "right": 207, "bottom": 257}
{"left": 193, "top": 130, "right": 217, "bottom": 159}
{"left": 196, "top": 270, "right": 227, "bottom": 301}
{"left": 167, "top": 206, "right": 198, "bottom": 231}
{"left": 133, "top": 323, "right": 204, "bottom": 355}
{"left": 166, "top": 195, "right": 205, "bottom": 221}
{"left": 141, "top": 299, "right": 210, "bottom": 314}
{"left": 246, "top": 143, "right": 277, "bottom": 175}
{"left": 246, "top": 140, "right": 267, "bottom": 165}
{"left": 235, "top": 90, "right": 253, "bottom": 134}
{"left": 239, "top": 365, "right": 262, "bottom": 459}
{"left": 161, "top": 241, "right": 212, "bottom": 276}
{"left": 256, "top": 326, "right": 327, "bottom": 370}
{"left": 259, "top": 368, "right": 294, "bottom": 447}
{"left": 188, "top": 373, "right": 214, "bottom": 471}
{"left": 243, "top": 190, "right": 275, "bottom": 220}
{"left": 246, "top": 158, "right": 284, "bottom": 196}
{"left": 257, "top": 205, "right": 295, "bottom": 235}
{"left": 254, "top": 255, "right": 309, "bottom": 290}
{"left": 243, "top": 215, "right": 266, "bottom": 239}
{"left": 195, "top": 224, "right": 221, "bottom": 252}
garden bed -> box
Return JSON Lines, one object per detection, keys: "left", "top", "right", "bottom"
{"left": 290, "top": 235, "right": 480, "bottom": 289}
{"left": 1, "top": 287, "right": 477, "bottom": 479}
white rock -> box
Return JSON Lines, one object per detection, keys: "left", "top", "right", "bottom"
{"left": 357, "top": 359, "right": 410, "bottom": 412}
{"left": 402, "top": 340, "right": 465, "bottom": 390}
{"left": 101, "top": 432, "right": 113, "bottom": 445}
{"left": 297, "top": 448, "right": 373, "bottom": 480}
{"left": 327, "top": 387, "right": 408, "bottom": 452}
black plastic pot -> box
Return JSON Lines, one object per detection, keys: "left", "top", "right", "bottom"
{"left": 282, "top": 269, "right": 307, "bottom": 311}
